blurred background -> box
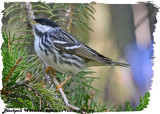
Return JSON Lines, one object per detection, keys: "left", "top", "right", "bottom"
{"left": 87, "top": 2, "right": 156, "bottom": 108}
{"left": 2, "top": 2, "right": 157, "bottom": 109}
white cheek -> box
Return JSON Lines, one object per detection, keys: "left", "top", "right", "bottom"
{"left": 35, "top": 24, "right": 52, "bottom": 33}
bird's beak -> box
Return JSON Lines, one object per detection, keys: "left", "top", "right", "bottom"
{"left": 27, "top": 17, "right": 37, "bottom": 24}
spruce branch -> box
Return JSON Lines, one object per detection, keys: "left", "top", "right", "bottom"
{"left": 5, "top": 57, "right": 23, "bottom": 83}
{"left": 47, "top": 69, "right": 85, "bottom": 113}
{"left": 67, "top": 3, "right": 74, "bottom": 33}
{"left": 2, "top": 3, "right": 98, "bottom": 112}
{"left": 26, "top": 83, "right": 67, "bottom": 111}
{"left": 25, "top": 2, "right": 35, "bottom": 19}
{"left": 1, "top": 57, "right": 23, "bottom": 95}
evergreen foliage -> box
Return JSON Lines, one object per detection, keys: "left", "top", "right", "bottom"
{"left": 117, "top": 92, "right": 150, "bottom": 111}
{"left": 1, "top": 2, "right": 150, "bottom": 113}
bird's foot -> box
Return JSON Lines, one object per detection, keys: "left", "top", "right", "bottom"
{"left": 45, "top": 67, "right": 72, "bottom": 90}
{"left": 45, "top": 67, "right": 55, "bottom": 75}
{"left": 56, "top": 75, "right": 72, "bottom": 90}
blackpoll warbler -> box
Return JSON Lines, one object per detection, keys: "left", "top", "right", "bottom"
{"left": 27, "top": 17, "right": 129, "bottom": 88}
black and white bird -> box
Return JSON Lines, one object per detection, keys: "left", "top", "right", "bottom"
{"left": 27, "top": 18, "right": 129, "bottom": 75}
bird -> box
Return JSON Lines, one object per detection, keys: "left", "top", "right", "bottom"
{"left": 27, "top": 17, "right": 129, "bottom": 88}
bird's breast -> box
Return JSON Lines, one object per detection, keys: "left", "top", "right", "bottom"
{"left": 34, "top": 34, "right": 85, "bottom": 74}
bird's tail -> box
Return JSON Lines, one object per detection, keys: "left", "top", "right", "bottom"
{"left": 110, "top": 61, "right": 130, "bottom": 67}
{"left": 103, "top": 56, "right": 129, "bottom": 67}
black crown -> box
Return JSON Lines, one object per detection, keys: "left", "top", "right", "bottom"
{"left": 34, "top": 18, "right": 59, "bottom": 28}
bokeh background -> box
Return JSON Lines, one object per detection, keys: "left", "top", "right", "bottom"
{"left": 2, "top": 2, "right": 157, "bottom": 109}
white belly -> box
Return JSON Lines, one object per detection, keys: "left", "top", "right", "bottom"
{"left": 34, "top": 34, "right": 85, "bottom": 74}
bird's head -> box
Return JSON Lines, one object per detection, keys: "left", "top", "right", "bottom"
{"left": 27, "top": 17, "right": 59, "bottom": 33}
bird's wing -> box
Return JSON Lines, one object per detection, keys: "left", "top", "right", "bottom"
{"left": 53, "top": 40, "right": 116, "bottom": 65}
{"left": 51, "top": 28, "right": 129, "bottom": 67}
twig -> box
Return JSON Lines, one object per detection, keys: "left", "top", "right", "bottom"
{"left": 88, "top": 91, "right": 95, "bottom": 109}
{"left": 5, "top": 93, "right": 30, "bottom": 100}
{"left": 1, "top": 80, "right": 28, "bottom": 95}
{"left": 3, "top": 73, "right": 31, "bottom": 92}
{"left": 40, "top": 96, "right": 42, "bottom": 110}
{"left": 8, "top": 37, "right": 11, "bottom": 50}
{"left": 1, "top": 57, "right": 23, "bottom": 94}
{"left": 25, "top": 2, "right": 35, "bottom": 28}
{"left": 6, "top": 80, "right": 29, "bottom": 90}
{"left": 47, "top": 70, "right": 85, "bottom": 113}
{"left": 26, "top": 84, "right": 55, "bottom": 109}
{"left": 67, "top": 3, "right": 74, "bottom": 33}
{"left": 5, "top": 57, "right": 23, "bottom": 83}
{"left": 1, "top": 57, "right": 23, "bottom": 95}
{"left": 52, "top": 76, "right": 84, "bottom": 113}
{"left": 25, "top": 2, "right": 35, "bottom": 19}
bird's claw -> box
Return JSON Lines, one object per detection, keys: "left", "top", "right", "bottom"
{"left": 45, "top": 67, "right": 55, "bottom": 75}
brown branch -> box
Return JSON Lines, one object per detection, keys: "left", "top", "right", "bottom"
{"left": 5, "top": 57, "right": 23, "bottom": 83}
{"left": 87, "top": 91, "right": 95, "bottom": 109}
{"left": 1, "top": 57, "right": 23, "bottom": 95}
{"left": 5, "top": 93, "right": 31, "bottom": 100}
{"left": 67, "top": 3, "right": 74, "bottom": 33}
{"left": 47, "top": 69, "right": 85, "bottom": 113}
{"left": 1, "top": 80, "right": 28, "bottom": 95}
{"left": 6, "top": 80, "right": 29, "bottom": 90}
{"left": 25, "top": 2, "right": 35, "bottom": 27}
{"left": 40, "top": 96, "right": 42, "bottom": 110}
{"left": 25, "top": 2, "right": 35, "bottom": 19}
{"left": 25, "top": 2, "right": 35, "bottom": 48}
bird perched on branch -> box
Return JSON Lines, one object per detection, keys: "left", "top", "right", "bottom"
{"left": 27, "top": 17, "right": 129, "bottom": 89}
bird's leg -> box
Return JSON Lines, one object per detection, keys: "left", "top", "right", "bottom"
{"left": 56, "top": 75, "right": 72, "bottom": 90}
{"left": 45, "top": 67, "right": 56, "bottom": 75}
{"left": 45, "top": 67, "right": 72, "bottom": 90}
